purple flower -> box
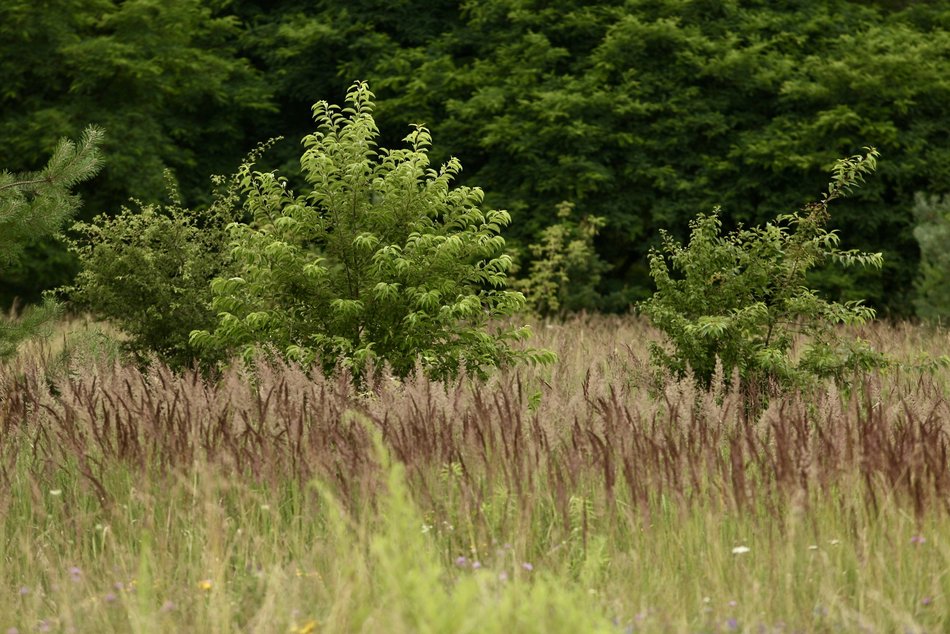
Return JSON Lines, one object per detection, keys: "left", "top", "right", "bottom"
{"left": 160, "top": 600, "right": 175, "bottom": 613}
{"left": 726, "top": 617, "right": 739, "bottom": 630}
{"left": 68, "top": 566, "right": 82, "bottom": 581}
{"left": 911, "top": 535, "right": 926, "bottom": 545}
{"left": 471, "top": 561, "right": 482, "bottom": 570}
{"left": 922, "top": 596, "right": 934, "bottom": 606}
{"left": 17, "top": 586, "right": 29, "bottom": 596}
{"left": 104, "top": 592, "right": 118, "bottom": 603}
{"left": 454, "top": 556, "right": 468, "bottom": 567}
{"left": 521, "top": 562, "right": 534, "bottom": 572}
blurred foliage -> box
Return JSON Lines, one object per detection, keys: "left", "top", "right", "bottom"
{"left": 512, "top": 201, "right": 608, "bottom": 317}
{"left": 912, "top": 193, "right": 950, "bottom": 323}
{"left": 0, "top": 0, "right": 272, "bottom": 302}
{"left": 5, "top": 0, "right": 950, "bottom": 319}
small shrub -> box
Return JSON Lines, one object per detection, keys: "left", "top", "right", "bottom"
{"left": 191, "top": 81, "right": 554, "bottom": 381}
{"left": 641, "top": 149, "right": 887, "bottom": 410}
{"left": 67, "top": 172, "right": 239, "bottom": 370}
{"left": 512, "top": 201, "right": 608, "bottom": 317}
{"left": 911, "top": 192, "right": 950, "bottom": 323}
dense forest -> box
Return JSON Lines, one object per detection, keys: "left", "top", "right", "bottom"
{"left": 4, "top": 0, "right": 950, "bottom": 317}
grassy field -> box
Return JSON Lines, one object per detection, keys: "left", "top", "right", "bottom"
{"left": 1, "top": 315, "right": 950, "bottom": 633}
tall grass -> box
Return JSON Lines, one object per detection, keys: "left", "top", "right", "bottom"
{"left": 1, "top": 316, "right": 949, "bottom": 632}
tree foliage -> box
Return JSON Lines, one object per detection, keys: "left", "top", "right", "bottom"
{"left": 642, "top": 149, "right": 887, "bottom": 410}
{"left": 7, "top": 0, "right": 950, "bottom": 319}
{"left": 0, "top": 126, "right": 103, "bottom": 358}
{"left": 0, "top": 0, "right": 271, "bottom": 304}
{"left": 191, "top": 82, "right": 553, "bottom": 381}
{"left": 912, "top": 193, "right": 950, "bottom": 323}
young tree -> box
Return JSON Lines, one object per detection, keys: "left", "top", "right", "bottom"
{"left": 642, "top": 149, "right": 886, "bottom": 413}
{"left": 0, "top": 126, "right": 103, "bottom": 358}
{"left": 191, "top": 82, "right": 553, "bottom": 381}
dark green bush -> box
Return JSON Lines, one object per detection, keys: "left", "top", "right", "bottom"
{"left": 67, "top": 173, "right": 238, "bottom": 370}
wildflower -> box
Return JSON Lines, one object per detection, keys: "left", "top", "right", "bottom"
{"left": 49, "top": 490, "right": 62, "bottom": 497}
{"left": 198, "top": 579, "right": 213, "bottom": 591}
{"left": 829, "top": 539, "right": 840, "bottom": 546}
{"left": 291, "top": 620, "right": 318, "bottom": 634}
{"left": 104, "top": 592, "right": 117, "bottom": 603}
{"left": 808, "top": 545, "right": 819, "bottom": 551}
{"left": 911, "top": 535, "right": 926, "bottom": 545}
{"left": 68, "top": 566, "right": 82, "bottom": 582}
{"left": 455, "top": 556, "right": 468, "bottom": 567}
{"left": 37, "top": 622, "right": 51, "bottom": 633}
{"left": 731, "top": 546, "right": 750, "bottom": 555}
{"left": 728, "top": 600, "right": 738, "bottom": 608}
{"left": 726, "top": 617, "right": 739, "bottom": 630}
{"left": 498, "top": 571, "right": 509, "bottom": 582}
{"left": 471, "top": 561, "right": 482, "bottom": 570}
{"left": 114, "top": 582, "right": 124, "bottom": 591}
{"left": 160, "top": 600, "right": 175, "bottom": 613}
{"left": 922, "top": 597, "right": 933, "bottom": 607}
{"left": 421, "top": 523, "right": 432, "bottom": 534}
{"left": 17, "top": 586, "right": 29, "bottom": 596}
{"left": 521, "top": 562, "right": 533, "bottom": 572}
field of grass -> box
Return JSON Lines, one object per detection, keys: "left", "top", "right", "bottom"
{"left": 2, "top": 315, "right": 950, "bottom": 633}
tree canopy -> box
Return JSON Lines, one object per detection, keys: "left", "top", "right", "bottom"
{"left": 5, "top": 0, "right": 950, "bottom": 318}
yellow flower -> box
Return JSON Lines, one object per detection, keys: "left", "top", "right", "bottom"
{"left": 291, "top": 620, "right": 318, "bottom": 634}
{"left": 197, "top": 579, "right": 213, "bottom": 591}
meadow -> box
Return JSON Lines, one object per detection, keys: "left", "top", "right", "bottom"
{"left": 1, "top": 315, "right": 949, "bottom": 633}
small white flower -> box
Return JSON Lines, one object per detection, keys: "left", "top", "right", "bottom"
{"left": 731, "top": 546, "right": 751, "bottom": 555}
{"left": 808, "top": 545, "right": 819, "bottom": 551}
{"left": 49, "top": 489, "right": 62, "bottom": 497}
{"left": 829, "top": 539, "right": 840, "bottom": 546}
{"left": 421, "top": 523, "right": 432, "bottom": 534}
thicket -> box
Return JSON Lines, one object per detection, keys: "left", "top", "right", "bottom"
{"left": 0, "top": 126, "right": 102, "bottom": 358}
{"left": 642, "top": 149, "right": 887, "bottom": 410}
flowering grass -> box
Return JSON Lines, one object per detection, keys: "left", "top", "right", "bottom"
{"left": 1, "top": 315, "right": 949, "bottom": 632}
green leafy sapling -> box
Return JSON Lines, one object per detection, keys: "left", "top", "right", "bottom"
{"left": 0, "top": 126, "right": 103, "bottom": 358}
{"left": 642, "top": 148, "right": 886, "bottom": 411}
{"left": 513, "top": 201, "right": 608, "bottom": 317}
{"left": 191, "top": 81, "right": 555, "bottom": 381}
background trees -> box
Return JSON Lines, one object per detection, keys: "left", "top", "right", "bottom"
{"left": 5, "top": 0, "right": 950, "bottom": 319}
